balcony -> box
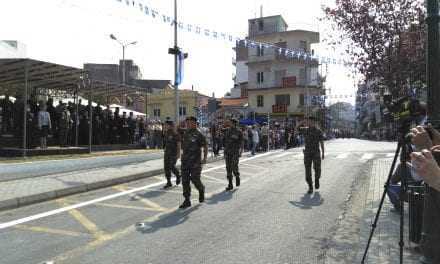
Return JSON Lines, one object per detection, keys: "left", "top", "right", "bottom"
{"left": 272, "top": 104, "right": 288, "bottom": 113}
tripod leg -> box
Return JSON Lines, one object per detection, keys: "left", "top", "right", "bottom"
{"left": 362, "top": 141, "right": 402, "bottom": 263}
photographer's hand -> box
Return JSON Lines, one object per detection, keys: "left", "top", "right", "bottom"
{"left": 410, "top": 126, "right": 433, "bottom": 151}
{"left": 426, "top": 124, "right": 440, "bottom": 146}
{"left": 409, "top": 149, "right": 440, "bottom": 192}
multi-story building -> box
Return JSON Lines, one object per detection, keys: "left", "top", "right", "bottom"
{"left": 235, "top": 15, "right": 324, "bottom": 121}
{"left": 0, "top": 40, "right": 27, "bottom": 58}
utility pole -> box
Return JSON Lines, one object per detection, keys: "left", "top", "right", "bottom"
{"left": 423, "top": 1, "right": 440, "bottom": 263}
{"left": 168, "top": 0, "right": 188, "bottom": 123}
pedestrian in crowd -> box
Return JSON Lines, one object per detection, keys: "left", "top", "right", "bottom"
{"left": 79, "top": 112, "right": 89, "bottom": 145}
{"left": 163, "top": 119, "right": 181, "bottom": 189}
{"left": 251, "top": 125, "right": 259, "bottom": 155}
{"left": 121, "top": 112, "right": 129, "bottom": 144}
{"left": 242, "top": 127, "right": 249, "bottom": 152}
{"left": 261, "top": 123, "right": 269, "bottom": 152}
{"left": 211, "top": 123, "right": 220, "bottom": 156}
{"left": 128, "top": 112, "right": 136, "bottom": 144}
{"left": 0, "top": 94, "right": 13, "bottom": 134}
{"left": 93, "top": 115, "right": 103, "bottom": 145}
{"left": 179, "top": 116, "right": 207, "bottom": 209}
{"left": 58, "top": 103, "right": 72, "bottom": 147}
{"left": 223, "top": 118, "right": 244, "bottom": 191}
{"left": 138, "top": 117, "right": 145, "bottom": 143}
{"left": 296, "top": 117, "right": 325, "bottom": 194}
{"left": 37, "top": 103, "right": 52, "bottom": 149}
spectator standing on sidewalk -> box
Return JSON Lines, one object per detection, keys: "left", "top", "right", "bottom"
{"left": 38, "top": 103, "right": 52, "bottom": 149}
{"left": 251, "top": 125, "right": 259, "bottom": 155}
{"left": 261, "top": 123, "right": 269, "bottom": 152}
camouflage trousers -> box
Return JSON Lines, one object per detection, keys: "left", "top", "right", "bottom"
{"left": 225, "top": 152, "right": 240, "bottom": 180}
{"left": 304, "top": 151, "right": 321, "bottom": 186}
{"left": 164, "top": 154, "right": 180, "bottom": 182}
{"left": 181, "top": 165, "right": 204, "bottom": 200}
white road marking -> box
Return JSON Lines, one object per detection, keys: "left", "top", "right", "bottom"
{"left": 273, "top": 152, "right": 292, "bottom": 159}
{"left": 336, "top": 153, "right": 349, "bottom": 159}
{"left": 359, "top": 153, "right": 375, "bottom": 161}
{"left": 0, "top": 150, "right": 282, "bottom": 230}
{"left": 386, "top": 153, "right": 395, "bottom": 158}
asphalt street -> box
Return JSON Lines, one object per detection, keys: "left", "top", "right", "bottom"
{"left": 0, "top": 151, "right": 163, "bottom": 182}
{"left": 0, "top": 139, "right": 396, "bottom": 264}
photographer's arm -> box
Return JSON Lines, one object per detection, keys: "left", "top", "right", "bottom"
{"left": 410, "top": 126, "right": 433, "bottom": 151}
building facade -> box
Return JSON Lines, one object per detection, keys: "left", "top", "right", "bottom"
{"left": 146, "top": 88, "right": 209, "bottom": 122}
{"left": 0, "top": 40, "right": 27, "bottom": 58}
{"left": 234, "top": 15, "right": 324, "bottom": 120}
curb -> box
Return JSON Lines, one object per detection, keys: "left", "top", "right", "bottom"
{"left": 0, "top": 156, "right": 224, "bottom": 212}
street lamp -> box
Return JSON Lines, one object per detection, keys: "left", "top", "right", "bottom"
{"left": 109, "top": 34, "right": 137, "bottom": 85}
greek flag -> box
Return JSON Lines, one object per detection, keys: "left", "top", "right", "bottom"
{"left": 175, "top": 51, "right": 185, "bottom": 86}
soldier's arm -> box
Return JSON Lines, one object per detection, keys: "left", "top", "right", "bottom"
{"left": 176, "top": 134, "right": 181, "bottom": 160}
{"left": 201, "top": 134, "right": 208, "bottom": 164}
{"left": 320, "top": 132, "right": 325, "bottom": 159}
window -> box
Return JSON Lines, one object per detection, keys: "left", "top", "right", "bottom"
{"left": 257, "top": 45, "right": 264, "bottom": 57}
{"left": 257, "top": 72, "right": 264, "bottom": 84}
{"left": 299, "top": 68, "right": 306, "bottom": 85}
{"left": 257, "top": 95, "right": 264, "bottom": 107}
{"left": 258, "top": 20, "right": 264, "bottom": 31}
{"left": 299, "top": 94, "right": 305, "bottom": 106}
{"left": 275, "top": 94, "right": 290, "bottom": 106}
{"left": 179, "top": 105, "right": 187, "bottom": 116}
{"left": 153, "top": 108, "right": 161, "bottom": 117}
{"left": 299, "top": 40, "right": 308, "bottom": 52}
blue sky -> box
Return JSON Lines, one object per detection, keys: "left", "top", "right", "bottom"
{"left": 0, "top": 0, "right": 356, "bottom": 104}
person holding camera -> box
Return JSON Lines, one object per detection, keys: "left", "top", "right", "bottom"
{"left": 409, "top": 125, "right": 440, "bottom": 263}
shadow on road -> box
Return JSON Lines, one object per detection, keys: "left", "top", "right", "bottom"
{"left": 207, "top": 189, "right": 237, "bottom": 205}
{"left": 289, "top": 192, "right": 324, "bottom": 209}
{"left": 136, "top": 204, "right": 200, "bottom": 234}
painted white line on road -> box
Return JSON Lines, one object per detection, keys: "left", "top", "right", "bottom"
{"left": 0, "top": 150, "right": 282, "bottom": 230}
{"left": 359, "top": 153, "right": 375, "bottom": 161}
{"left": 336, "top": 153, "right": 349, "bottom": 159}
{"left": 386, "top": 153, "right": 395, "bottom": 158}
{"left": 273, "top": 152, "right": 292, "bottom": 159}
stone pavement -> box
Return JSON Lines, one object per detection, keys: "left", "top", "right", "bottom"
{"left": 324, "top": 157, "right": 422, "bottom": 263}
{"left": 0, "top": 154, "right": 224, "bottom": 212}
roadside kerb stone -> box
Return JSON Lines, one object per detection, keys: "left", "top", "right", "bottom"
{"left": 0, "top": 155, "right": 224, "bottom": 212}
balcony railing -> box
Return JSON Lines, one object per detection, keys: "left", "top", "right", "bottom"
{"left": 272, "top": 104, "right": 288, "bottom": 113}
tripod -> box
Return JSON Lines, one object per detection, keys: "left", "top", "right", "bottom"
{"left": 361, "top": 130, "right": 412, "bottom": 264}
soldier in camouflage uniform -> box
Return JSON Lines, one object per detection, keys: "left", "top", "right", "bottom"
{"left": 296, "top": 117, "right": 325, "bottom": 194}
{"left": 163, "top": 120, "right": 181, "bottom": 189}
{"left": 223, "top": 118, "right": 244, "bottom": 191}
{"left": 179, "top": 116, "right": 208, "bottom": 209}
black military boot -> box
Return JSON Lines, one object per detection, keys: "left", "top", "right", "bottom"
{"left": 236, "top": 176, "right": 241, "bottom": 187}
{"left": 315, "top": 179, "right": 320, "bottom": 190}
{"left": 199, "top": 190, "right": 205, "bottom": 203}
{"left": 179, "top": 199, "right": 191, "bottom": 209}
{"left": 225, "top": 178, "right": 234, "bottom": 191}
{"left": 163, "top": 182, "right": 172, "bottom": 189}
{"left": 307, "top": 183, "right": 313, "bottom": 194}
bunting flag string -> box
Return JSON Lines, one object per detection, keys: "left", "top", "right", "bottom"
{"left": 113, "top": 0, "right": 354, "bottom": 67}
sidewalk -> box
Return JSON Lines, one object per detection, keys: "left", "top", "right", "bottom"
{"left": 323, "top": 157, "right": 421, "bottom": 263}
{"left": 0, "top": 154, "right": 224, "bottom": 212}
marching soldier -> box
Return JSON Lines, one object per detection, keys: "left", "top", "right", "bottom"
{"left": 296, "top": 117, "right": 325, "bottom": 194}
{"left": 179, "top": 116, "right": 207, "bottom": 209}
{"left": 223, "top": 118, "right": 244, "bottom": 191}
{"left": 163, "top": 119, "right": 181, "bottom": 189}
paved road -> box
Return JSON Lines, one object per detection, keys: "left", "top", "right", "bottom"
{"left": 0, "top": 151, "right": 164, "bottom": 182}
{"left": 0, "top": 139, "right": 396, "bottom": 264}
